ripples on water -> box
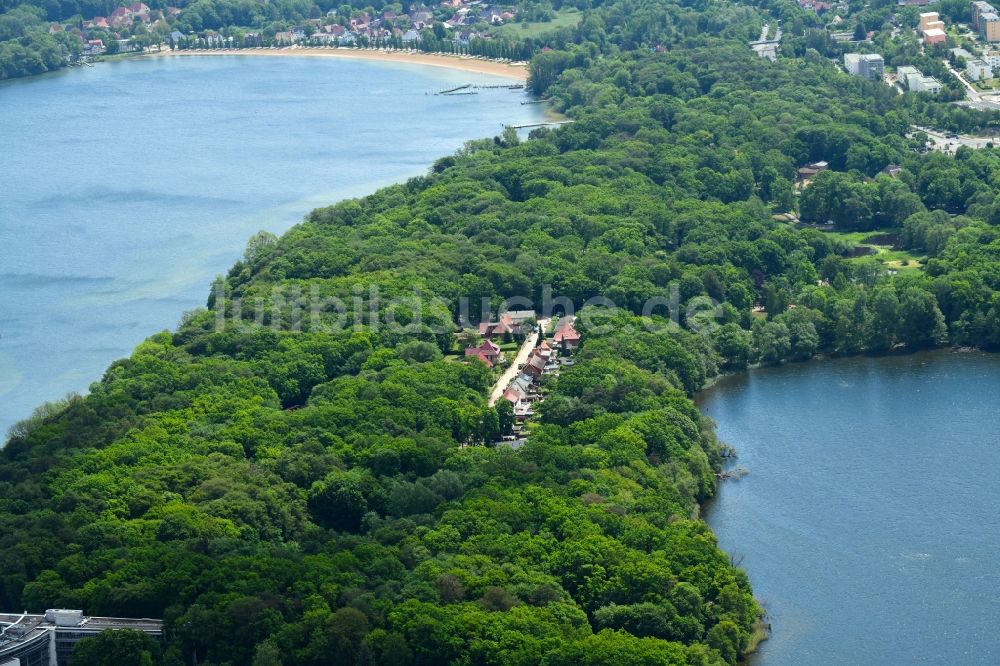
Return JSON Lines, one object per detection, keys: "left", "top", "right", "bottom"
{"left": 699, "top": 351, "right": 1000, "bottom": 665}
{"left": 0, "top": 56, "right": 544, "bottom": 434}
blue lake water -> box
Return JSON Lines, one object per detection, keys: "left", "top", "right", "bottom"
{"left": 699, "top": 351, "right": 1000, "bottom": 665}
{"left": 0, "top": 55, "right": 543, "bottom": 435}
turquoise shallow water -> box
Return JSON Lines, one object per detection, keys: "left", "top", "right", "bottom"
{"left": 699, "top": 351, "right": 1000, "bottom": 665}
{"left": 0, "top": 55, "right": 543, "bottom": 435}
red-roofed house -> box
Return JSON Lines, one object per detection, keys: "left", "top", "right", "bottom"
{"left": 470, "top": 350, "right": 494, "bottom": 368}
{"left": 553, "top": 321, "right": 581, "bottom": 350}
{"left": 522, "top": 352, "right": 547, "bottom": 379}
{"left": 464, "top": 339, "right": 501, "bottom": 365}
{"left": 129, "top": 3, "right": 151, "bottom": 20}
{"left": 110, "top": 7, "right": 133, "bottom": 28}
{"left": 479, "top": 317, "right": 515, "bottom": 340}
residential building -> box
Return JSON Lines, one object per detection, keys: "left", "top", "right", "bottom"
{"left": 967, "top": 58, "right": 994, "bottom": 80}
{"left": 521, "top": 352, "right": 547, "bottom": 378}
{"left": 480, "top": 313, "right": 532, "bottom": 340}
{"left": 984, "top": 50, "right": 1000, "bottom": 67}
{"left": 973, "top": 1, "right": 996, "bottom": 30}
{"left": 973, "top": 3, "right": 1000, "bottom": 40}
{"left": 897, "top": 66, "right": 943, "bottom": 93}
{"left": 923, "top": 28, "right": 947, "bottom": 44}
{"left": 464, "top": 339, "right": 501, "bottom": 366}
{"left": 553, "top": 321, "right": 581, "bottom": 350}
{"left": 796, "top": 161, "right": 829, "bottom": 186}
{"left": 918, "top": 12, "right": 942, "bottom": 29}
{"left": 128, "top": 2, "right": 151, "bottom": 21}
{"left": 952, "top": 47, "right": 975, "bottom": 61}
{"left": 844, "top": 53, "right": 885, "bottom": 81}
{"left": 983, "top": 12, "right": 1000, "bottom": 41}
{"left": 109, "top": 6, "right": 132, "bottom": 28}
{"left": 1, "top": 610, "right": 162, "bottom": 666}
{"left": 501, "top": 310, "right": 536, "bottom": 326}
{"left": 83, "top": 39, "right": 105, "bottom": 55}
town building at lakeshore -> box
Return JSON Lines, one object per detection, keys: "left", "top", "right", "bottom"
{"left": 0, "top": 610, "right": 162, "bottom": 666}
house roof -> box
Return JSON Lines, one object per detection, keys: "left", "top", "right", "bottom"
{"left": 503, "top": 387, "right": 525, "bottom": 403}
{"left": 502, "top": 310, "right": 535, "bottom": 322}
{"left": 468, "top": 350, "right": 493, "bottom": 368}
{"left": 465, "top": 339, "right": 500, "bottom": 358}
{"left": 553, "top": 322, "right": 580, "bottom": 342}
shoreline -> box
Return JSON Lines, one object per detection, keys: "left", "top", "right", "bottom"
{"left": 147, "top": 47, "right": 529, "bottom": 80}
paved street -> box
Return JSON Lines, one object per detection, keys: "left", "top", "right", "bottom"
{"left": 487, "top": 318, "right": 548, "bottom": 406}
{"left": 911, "top": 125, "right": 998, "bottom": 152}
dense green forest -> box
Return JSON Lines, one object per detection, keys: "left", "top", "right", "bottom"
{"left": 4, "top": 0, "right": 1000, "bottom": 664}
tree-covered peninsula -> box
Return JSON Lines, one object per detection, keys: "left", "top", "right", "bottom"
{"left": 4, "top": 0, "right": 1000, "bottom": 664}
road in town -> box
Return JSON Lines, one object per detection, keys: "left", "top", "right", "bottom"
{"left": 487, "top": 318, "right": 548, "bottom": 406}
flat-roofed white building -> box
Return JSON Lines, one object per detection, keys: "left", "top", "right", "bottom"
{"left": 897, "top": 66, "right": 944, "bottom": 92}
{"left": 967, "top": 57, "right": 994, "bottom": 79}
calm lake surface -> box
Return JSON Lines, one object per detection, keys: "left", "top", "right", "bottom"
{"left": 699, "top": 351, "right": 1000, "bottom": 665}
{"left": 0, "top": 55, "right": 543, "bottom": 435}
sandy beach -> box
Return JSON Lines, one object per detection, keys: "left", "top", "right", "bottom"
{"left": 149, "top": 47, "right": 529, "bottom": 80}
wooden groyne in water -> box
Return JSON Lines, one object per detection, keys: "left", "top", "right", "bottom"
{"left": 506, "top": 120, "right": 575, "bottom": 129}
{"left": 436, "top": 84, "right": 471, "bottom": 95}
{"left": 436, "top": 83, "right": 525, "bottom": 95}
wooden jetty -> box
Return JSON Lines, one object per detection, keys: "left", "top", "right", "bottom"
{"left": 436, "top": 83, "right": 471, "bottom": 95}
{"left": 506, "top": 120, "right": 575, "bottom": 129}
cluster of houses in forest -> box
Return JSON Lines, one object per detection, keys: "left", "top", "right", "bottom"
{"left": 48, "top": 0, "right": 520, "bottom": 57}
{"left": 49, "top": 3, "right": 182, "bottom": 55}
{"left": 462, "top": 310, "right": 535, "bottom": 368}
{"left": 463, "top": 313, "right": 580, "bottom": 449}
{"left": 274, "top": 2, "right": 516, "bottom": 47}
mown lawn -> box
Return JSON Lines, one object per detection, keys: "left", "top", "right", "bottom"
{"left": 492, "top": 9, "right": 582, "bottom": 38}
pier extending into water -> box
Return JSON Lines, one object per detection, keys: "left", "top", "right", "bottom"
{"left": 506, "top": 120, "right": 575, "bottom": 129}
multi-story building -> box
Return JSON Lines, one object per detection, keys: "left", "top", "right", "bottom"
{"left": 918, "top": 11, "right": 947, "bottom": 43}
{"left": 919, "top": 12, "right": 944, "bottom": 29}
{"left": 844, "top": 53, "right": 885, "bottom": 81}
{"left": 983, "top": 50, "right": 1000, "bottom": 68}
{"left": 923, "top": 28, "right": 947, "bottom": 44}
{"left": 0, "top": 610, "right": 162, "bottom": 666}
{"left": 972, "top": 2, "right": 1000, "bottom": 40}
{"left": 982, "top": 12, "right": 1000, "bottom": 41}
{"left": 967, "top": 58, "right": 994, "bottom": 80}
{"left": 896, "top": 66, "right": 944, "bottom": 93}
{"left": 973, "top": 1, "right": 996, "bottom": 30}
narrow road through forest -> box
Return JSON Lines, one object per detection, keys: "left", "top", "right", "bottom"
{"left": 487, "top": 318, "right": 548, "bottom": 406}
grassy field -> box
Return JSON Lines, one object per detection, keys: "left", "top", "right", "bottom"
{"left": 818, "top": 228, "right": 925, "bottom": 272}
{"left": 493, "top": 8, "right": 582, "bottom": 39}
